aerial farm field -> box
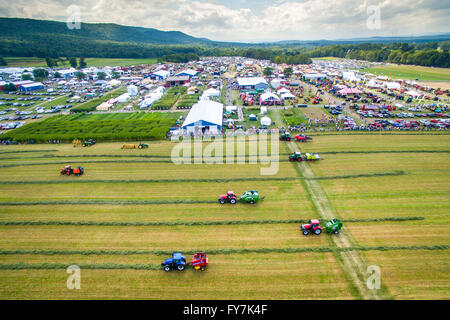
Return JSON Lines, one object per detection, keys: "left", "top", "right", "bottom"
{"left": 3, "top": 57, "right": 157, "bottom": 68}
{"left": 0, "top": 133, "right": 448, "bottom": 300}
{"left": 363, "top": 64, "right": 450, "bottom": 81}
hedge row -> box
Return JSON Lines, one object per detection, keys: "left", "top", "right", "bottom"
{"left": 0, "top": 216, "right": 425, "bottom": 227}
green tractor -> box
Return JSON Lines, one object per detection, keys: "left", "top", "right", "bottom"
{"left": 138, "top": 143, "right": 149, "bottom": 149}
{"left": 280, "top": 132, "right": 292, "bottom": 141}
{"left": 82, "top": 139, "right": 96, "bottom": 147}
{"left": 240, "top": 190, "right": 263, "bottom": 204}
{"left": 289, "top": 152, "right": 303, "bottom": 162}
{"left": 325, "top": 219, "right": 343, "bottom": 234}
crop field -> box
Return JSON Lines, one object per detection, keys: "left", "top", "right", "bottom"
{"left": 0, "top": 134, "right": 448, "bottom": 299}
{"left": 1, "top": 112, "right": 182, "bottom": 142}
{"left": 363, "top": 64, "right": 450, "bottom": 81}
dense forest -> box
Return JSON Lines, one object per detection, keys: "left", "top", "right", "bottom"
{"left": 0, "top": 18, "right": 448, "bottom": 68}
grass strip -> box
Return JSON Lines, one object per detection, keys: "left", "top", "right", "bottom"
{"left": 0, "top": 199, "right": 216, "bottom": 206}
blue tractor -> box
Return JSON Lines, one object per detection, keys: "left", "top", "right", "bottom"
{"left": 161, "top": 252, "right": 187, "bottom": 272}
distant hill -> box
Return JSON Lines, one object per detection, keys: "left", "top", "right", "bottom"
{"left": 0, "top": 17, "right": 212, "bottom": 45}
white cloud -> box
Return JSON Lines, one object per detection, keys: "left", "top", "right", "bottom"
{"left": 0, "top": 0, "right": 448, "bottom": 41}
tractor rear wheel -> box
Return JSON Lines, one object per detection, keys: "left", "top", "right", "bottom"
{"left": 334, "top": 230, "right": 339, "bottom": 234}
{"left": 164, "top": 265, "right": 171, "bottom": 272}
{"left": 230, "top": 198, "right": 237, "bottom": 204}
{"left": 249, "top": 200, "right": 255, "bottom": 204}
{"left": 177, "top": 265, "right": 185, "bottom": 271}
{"left": 314, "top": 229, "right": 322, "bottom": 235}
{"left": 297, "top": 158, "right": 302, "bottom": 162}
{"left": 200, "top": 266, "right": 206, "bottom": 271}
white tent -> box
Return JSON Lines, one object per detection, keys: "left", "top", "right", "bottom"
{"left": 271, "top": 78, "right": 282, "bottom": 89}
{"left": 182, "top": 100, "right": 224, "bottom": 133}
{"left": 385, "top": 82, "right": 401, "bottom": 90}
{"left": 405, "top": 90, "right": 421, "bottom": 97}
{"left": 367, "top": 79, "right": 381, "bottom": 88}
{"left": 260, "top": 92, "right": 280, "bottom": 103}
{"left": 260, "top": 106, "right": 267, "bottom": 114}
{"left": 203, "top": 88, "right": 221, "bottom": 98}
{"left": 260, "top": 116, "right": 271, "bottom": 126}
{"left": 108, "top": 79, "right": 121, "bottom": 87}
{"left": 127, "top": 85, "right": 138, "bottom": 96}
{"left": 277, "top": 87, "right": 290, "bottom": 95}
{"left": 281, "top": 92, "right": 296, "bottom": 99}
{"left": 226, "top": 105, "right": 237, "bottom": 112}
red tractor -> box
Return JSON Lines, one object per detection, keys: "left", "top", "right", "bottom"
{"left": 295, "top": 134, "right": 312, "bottom": 142}
{"left": 218, "top": 191, "right": 238, "bottom": 204}
{"left": 60, "top": 165, "right": 84, "bottom": 176}
{"left": 301, "top": 219, "right": 322, "bottom": 235}
{"left": 190, "top": 252, "right": 208, "bottom": 271}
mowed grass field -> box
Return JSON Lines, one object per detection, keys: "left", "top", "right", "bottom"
{"left": 0, "top": 135, "right": 449, "bottom": 299}
{"left": 363, "top": 64, "right": 450, "bottom": 81}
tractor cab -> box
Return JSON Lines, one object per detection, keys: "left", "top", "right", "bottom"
{"left": 280, "top": 132, "right": 291, "bottom": 141}
{"left": 301, "top": 219, "right": 322, "bottom": 235}
{"left": 162, "top": 252, "right": 187, "bottom": 272}
{"left": 289, "top": 152, "right": 303, "bottom": 162}
{"left": 218, "top": 191, "right": 238, "bottom": 204}
{"left": 61, "top": 165, "right": 73, "bottom": 175}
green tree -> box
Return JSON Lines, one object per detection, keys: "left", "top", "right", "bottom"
{"left": 45, "top": 57, "right": 57, "bottom": 68}
{"left": 283, "top": 67, "right": 293, "bottom": 78}
{"left": 3, "top": 83, "right": 16, "bottom": 92}
{"left": 0, "top": 57, "right": 7, "bottom": 66}
{"left": 22, "top": 74, "right": 32, "bottom": 80}
{"left": 69, "top": 57, "right": 77, "bottom": 68}
{"left": 97, "top": 72, "right": 106, "bottom": 80}
{"left": 54, "top": 72, "right": 61, "bottom": 78}
{"left": 33, "top": 68, "right": 49, "bottom": 81}
{"left": 78, "top": 56, "right": 87, "bottom": 69}
{"left": 112, "top": 71, "right": 120, "bottom": 79}
{"left": 263, "top": 67, "right": 273, "bottom": 76}
{"left": 76, "top": 71, "right": 86, "bottom": 80}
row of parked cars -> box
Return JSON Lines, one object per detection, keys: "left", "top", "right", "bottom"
{"left": 369, "top": 119, "right": 449, "bottom": 130}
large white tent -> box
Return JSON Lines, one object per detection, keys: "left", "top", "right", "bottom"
{"left": 260, "top": 92, "right": 280, "bottom": 103}
{"left": 260, "top": 116, "right": 272, "bottom": 126}
{"left": 182, "top": 100, "right": 224, "bottom": 134}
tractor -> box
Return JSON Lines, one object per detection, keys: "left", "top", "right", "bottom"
{"left": 301, "top": 219, "right": 322, "bottom": 235}
{"left": 191, "top": 252, "right": 208, "bottom": 271}
{"left": 304, "top": 153, "right": 320, "bottom": 161}
{"left": 289, "top": 152, "right": 303, "bottom": 162}
{"left": 72, "top": 139, "right": 82, "bottom": 147}
{"left": 279, "top": 132, "right": 292, "bottom": 141}
{"left": 138, "top": 143, "right": 149, "bottom": 149}
{"left": 82, "top": 139, "right": 96, "bottom": 147}
{"left": 218, "top": 191, "right": 238, "bottom": 204}
{"left": 295, "top": 135, "right": 312, "bottom": 142}
{"left": 240, "top": 190, "right": 262, "bottom": 204}
{"left": 325, "top": 219, "right": 343, "bottom": 234}
{"left": 60, "top": 165, "right": 84, "bottom": 176}
{"left": 161, "top": 252, "right": 187, "bottom": 272}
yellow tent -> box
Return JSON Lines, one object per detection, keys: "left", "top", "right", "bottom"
{"left": 96, "top": 102, "right": 113, "bottom": 111}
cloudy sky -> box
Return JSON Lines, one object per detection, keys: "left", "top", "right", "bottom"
{"left": 1, "top": 0, "right": 449, "bottom": 42}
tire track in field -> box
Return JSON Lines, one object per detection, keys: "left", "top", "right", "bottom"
{"left": 287, "top": 140, "right": 382, "bottom": 300}
{"left": 272, "top": 109, "right": 382, "bottom": 299}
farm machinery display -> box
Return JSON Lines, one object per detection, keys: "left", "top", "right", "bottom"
{"left": 301, "top": 219, "right": 343, "bottom": 236}
{"left": 289, "top": 152, "right": 321, "bottom": 162}
{"left": 294, "top": 134, "right": 312, "bottom": 142}
{"left": 161, "top": 252, "right": 208, "bottom": 272}
{"left": 279, "top": 132, "right": 292, "bottom": 141}
{"left": 218, "top": 190, "right": 263, "bottom": 204}
{"left": 121, "top": 143, "right": 149, "bottom": 149}
{"left": 82, "top": 139, "right": 96, "bottom": 147}
{"left": 60, "top": 165, "right": 84, "bottom": 176}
